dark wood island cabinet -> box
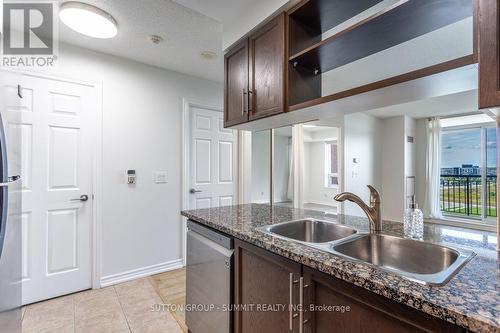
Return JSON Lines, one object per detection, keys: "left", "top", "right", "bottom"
{"left": 233, "top": 239, "right": 465, "bottom": 333}
{"left": 302, "top": 267, "right": 464, "bottom": 333}
{"left": 234, "top": 239, "right": 301, "bottom": 333}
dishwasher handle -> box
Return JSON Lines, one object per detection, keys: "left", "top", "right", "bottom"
{"left": 187, "top": 228, "right": 234, "bottom": 261}
{"left": 187, "top": 220, "right": 233, "bottom": 249}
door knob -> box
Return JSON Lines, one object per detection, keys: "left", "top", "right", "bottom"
{"left": 189, "top": 189, "right": 202, "bottom": 194}
{"left": 7, "top": 175, "right": 21, "bottom": 183}
{"left": 71, "top": 194, "right": 89, "bottom": 202}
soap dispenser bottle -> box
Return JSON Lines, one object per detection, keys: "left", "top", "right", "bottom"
{"left": 404, "top": 195, "right": 423, "bottom": 239}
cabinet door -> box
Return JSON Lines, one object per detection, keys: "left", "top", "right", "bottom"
{"left": 249, "top": 13, "right": 286, "bottom": 120}
{"left": 234, "top": 240, "right": 301, "bottom": 333}
{"left": 478, "top": 0, "right": 500, "bottom": 109}
{"left": 302, "top": 267, "right": 464, "bottom": 333}
{"left": 225, "top": 40, "right": 249, "bottom": 127}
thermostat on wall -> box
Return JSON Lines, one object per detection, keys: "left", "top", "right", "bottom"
{"left": 127, "top": 170, "right": 136, "bottom": 184}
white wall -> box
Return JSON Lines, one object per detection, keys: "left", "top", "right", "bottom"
{"left": 405, "top": 116, "right": 417, "bottom": 206}
{"left": 303, "top": 128, "right": 339, "bottom": 142}
{"left": 35, "top": 43, "right": 223, "bottom": 280}
{"left": 415, "top": 119, "right": 428, "bottom": 211}
{"left": 273, "top": 134, "right": 291, "bottom": 203}
{"left": 251, "top": 131, "right": 271, "bottom": 203}
{"left": 303, "top": 141, "right": 338, "bottom": 206}
{"left": 381, "top": 117, "right": 406, "bottom": 221}
{"left": 342, "top": 113, "right": 382, "bottom": 217}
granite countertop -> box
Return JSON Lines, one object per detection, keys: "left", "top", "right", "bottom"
{"left": 181, "top": 204, "right": 500, "bottom": 333}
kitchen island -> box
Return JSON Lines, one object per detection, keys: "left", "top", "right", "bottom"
{"left": 181, "top": 204, "right": 500, "bottom": 333}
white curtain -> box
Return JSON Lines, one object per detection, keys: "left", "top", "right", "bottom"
{"left": 424, "top": 117, "right": 442, "bottom": 219}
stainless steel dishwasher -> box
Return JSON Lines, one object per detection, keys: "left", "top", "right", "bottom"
{"left": 186, "top": 220, "right": 233, "bottom": 333}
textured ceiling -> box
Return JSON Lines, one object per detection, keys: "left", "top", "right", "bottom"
{"left": 172, "top": 0, "right": 254, "bottom": 22}
{"left": 58, "top": 0, "right": 224, "bottom": 82}
{"left": 172, "top": 0, "right": 291, "bottom": 49}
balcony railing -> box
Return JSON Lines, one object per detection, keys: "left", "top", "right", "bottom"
{"left": 440, "top": 175, "right": 497, "bottom": 218}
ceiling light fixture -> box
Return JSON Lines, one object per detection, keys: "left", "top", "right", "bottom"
{"left": 59, "top": 2, "right": 118, "bottom": 39}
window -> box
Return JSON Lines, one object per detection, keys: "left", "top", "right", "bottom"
{"left": 325, "top": 141, "right": 339, "bottom": 188}
{"left": 439, "top": 119, "right": 497, "bottom": 224}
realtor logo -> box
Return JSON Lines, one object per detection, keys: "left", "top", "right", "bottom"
{"left": 2, "top": 1, "right": 58, "bottom": 67}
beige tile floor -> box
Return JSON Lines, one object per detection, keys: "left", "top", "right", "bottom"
{"left": 149, "top": 269, "right": 187, "bottom": 332}
{"left": 21, "top": 276, "right": 184, "bottom": 333}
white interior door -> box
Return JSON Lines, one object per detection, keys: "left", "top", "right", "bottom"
{"left": 16, "top": 74, "right": 96, "bottom": 305}
{"left": 189, "top": 107, "right": 236, "bottom": 209}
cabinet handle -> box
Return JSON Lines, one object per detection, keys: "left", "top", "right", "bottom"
{"left": 289, "top": 273, "right": 293, "bottom": 331}
{"left": 241, "top": 88, "right": 247, "bottom": 114}
{"left": 248, "top": 89, "right": 254, "bottom": 112}
{"left": 299, "top": 277, "right": 304, "bottom": 333}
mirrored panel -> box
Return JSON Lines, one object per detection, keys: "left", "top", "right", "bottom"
{"left": 301, "top": 124, "right": 341, "bottom": 214}
{"left": 273, "top": 127, "right": 293, "bottom": 207}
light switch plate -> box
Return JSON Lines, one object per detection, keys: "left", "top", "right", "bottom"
{"left": 154, "top": 171, "right": 167, "bottom": 184}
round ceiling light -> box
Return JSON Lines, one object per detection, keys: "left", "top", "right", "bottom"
{"left": 59, "top": 2, "right": 118, "bottom": 39}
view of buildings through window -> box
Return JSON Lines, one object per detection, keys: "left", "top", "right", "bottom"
{"left": 440, "top": 126, "right": 497, "bottom": 221}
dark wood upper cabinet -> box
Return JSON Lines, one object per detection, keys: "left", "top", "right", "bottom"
{"left": 234, "top": 240, "right": 301, "bottom": 333}
{"left": 249, "top": 13, "right": 286, "bottom": 121}
{"left": 478, "top": 0, "right": 500, "bottom": 109}
{"left": 225, "top": 0, "right": 492, "bottom": 124}
{"left": 224, "top": 40, "right": 249, "bottom": 127}
{"left": 224, "top": 14, "right": 286, "bottom": 127}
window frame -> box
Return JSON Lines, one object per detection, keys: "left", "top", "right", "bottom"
{"left": 324, "top": 140, "right": 339, "bottom": 189}
{"left": 439, "top": 121, "right": 497, "bottom": 227}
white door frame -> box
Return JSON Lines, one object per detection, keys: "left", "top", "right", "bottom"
{"left": 2, "top": 69, "right": 103, "bottom": 290}
{"left": 181, "top": 99, "right": 236, "bottom": 265}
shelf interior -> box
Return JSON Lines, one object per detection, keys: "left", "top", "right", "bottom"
{"left": 289, "top": 0, "right": 473, "bottom": 74}
{"left": 288, "top": 0, "right": 384, "bottom": 55}
{"left": 289, "top": 0, "right": 384, "bottom": 34}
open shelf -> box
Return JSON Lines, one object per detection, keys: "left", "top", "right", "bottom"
{"left": 288, "top": 0, "right": 384, "bottom": 55}
{"left": 288, "top": 55, "right": 476, "bottom": 112}
{"left": 289, "top": 0, "right": 384, "bottom": 35}
{"left": 289, "top": 0, "right": 474, "bottom": 74}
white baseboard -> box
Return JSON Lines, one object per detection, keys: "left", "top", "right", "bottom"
{"left": 100, "top": 259, "right": 184, "bottom": 288}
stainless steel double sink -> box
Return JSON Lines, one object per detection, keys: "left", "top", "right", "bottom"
{"left": 257, "top": 219, "right": 475, "bottom": 286}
